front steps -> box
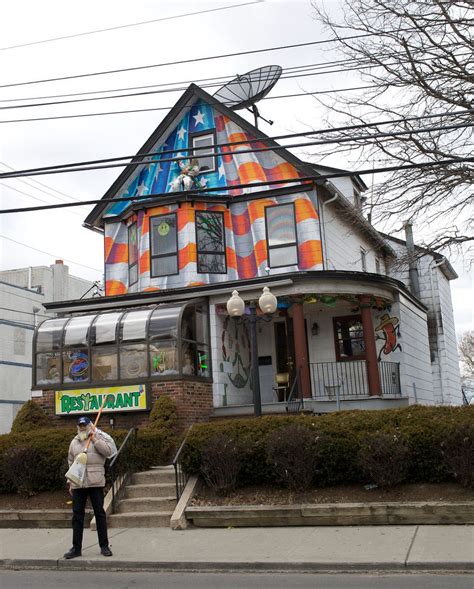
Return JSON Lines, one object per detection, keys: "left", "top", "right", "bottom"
{"left": 108, "top": 466, "right": 177, "bottom": 528}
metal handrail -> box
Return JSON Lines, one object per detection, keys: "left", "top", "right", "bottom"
{"left": 172, "top": 425, "right": 193, "bottom": 501}
{"left": 286, "top": 367, "right": 303, "bottom": 413}
{"left": 109, "top": 427, "right": 137, "bottom": 514}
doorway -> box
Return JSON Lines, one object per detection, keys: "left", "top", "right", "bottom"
{"left": 273, "top": 318, "right": 295, "bottom": 401}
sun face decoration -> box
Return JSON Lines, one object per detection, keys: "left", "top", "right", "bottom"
{"left": 158, "top": 221, "right": 170, "bottom": 236}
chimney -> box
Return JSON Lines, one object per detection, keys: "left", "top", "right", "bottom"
{"left": 404, "top": 220, "right": 421, "bottom": 298}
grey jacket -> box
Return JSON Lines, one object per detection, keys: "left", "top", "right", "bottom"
{"left": 68, "top": 432, "right": 114, "bottom": 488}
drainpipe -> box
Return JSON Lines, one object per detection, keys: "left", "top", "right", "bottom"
{"left": 28, "top": 266, "right": 32, "bottom": 290}
{"left": 403, "top": 221, "right": 421, "bottom": 299}
{"left": 320, "top": 182, "right": 339, "bottom": 269}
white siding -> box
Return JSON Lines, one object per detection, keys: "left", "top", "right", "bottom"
{"left": 397, "top": 295, "right": 435, "bottom": 404}
{"left": 320, "top": 202, "right": 382, "bottom": 273}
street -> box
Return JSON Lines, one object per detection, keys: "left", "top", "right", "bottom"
{"left": 2, "top": 571, "right": 473, "bottom": 589}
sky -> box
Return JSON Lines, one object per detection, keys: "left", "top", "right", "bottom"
{"left": 0, "top": 0, "right": 471, "bottom": 334}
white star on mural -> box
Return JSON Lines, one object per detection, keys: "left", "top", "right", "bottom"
{"left": 177, "top": 126, "right": 187, "bottom": 140}
{"left": 218, "top": 162, "right": 225, "bottom": 179}
{"left": 136, "top": 181, "right": 148, "bottom": 196}
{"left": 193, "top": 110, "right": 205, "bottom": 126}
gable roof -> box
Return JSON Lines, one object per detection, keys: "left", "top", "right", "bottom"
{"left": 83, "top": 83, "right": 318, "bottom": 231}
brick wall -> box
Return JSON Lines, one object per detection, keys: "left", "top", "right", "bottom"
{"left": 31, "top": 380, "right": 213, "bottom": 433}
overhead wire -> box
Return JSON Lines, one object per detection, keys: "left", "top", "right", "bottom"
{"left": 0, "top": 182, "right": 85, "bottom": 217}
{"left": 0, "top": 1, "right": 264, "bottom": 52}
{"left": 1, "top": 157, "right": 472, "bottom": 215}
{"left": 0, "top": 113, "right": 471, "bottom": 180}
{"left": 0, "top": 234, "right": 103, "bottom": 271}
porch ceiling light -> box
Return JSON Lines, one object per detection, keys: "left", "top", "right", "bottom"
{"left": 259, "top": 286, "right": 277, "bottom": 314}
{"left": 226, "top": 290, "right": 245, "bottom": 317}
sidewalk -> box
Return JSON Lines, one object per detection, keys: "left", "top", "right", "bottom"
{"left": 0, "top": 525, "right": 473, "bottom": 572}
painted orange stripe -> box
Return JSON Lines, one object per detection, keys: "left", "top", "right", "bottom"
{"left": 139, "top": 250, "right": 150, "bottom": 274}
{"left": 238, "top": 161, "right": 266, "bottom": 184}
{"left": 231, "top": 211, "right": 251, "bottom": 235}
{"left": 254, "top": 239, "right": 268, "bottom": 268}
{"left": 140, "top": 214, "right": 150, "bottom": 235}
{"left": 264, "top": 161, "right": 299, "bottom": 181}
{"left": 187, "top": 281, "right": 206, "bottom": 287}
{"left": 178, "top": 242, "right": 196, "bottom": 270}
{"left": 177, "top": 206, "right": 194, "bottom": 231}
{"left": 105, "top": 280, "right": 127, "bottom": 296}
{"left": 143, "top": 286, "right": 161, "bottom": 292}
{"left": 248, "top": 199, "right": 275, "bottom": 224}
{"left": 295, "top": 198, "right": 318, "bottom": 222}
{"left": 237, "top": 254, "right": 257, "bottom": 279}
{"left": 226, "top": 246, "right": 237, "bottom": 271}
{"left": 298, "top": 240, "right": 323, "bottom": 268}
{"left": 104, "top": 236, "right": 114, "bottom": 261}
{"left": 105, "top": 242, "right": 128, "bottom": 264}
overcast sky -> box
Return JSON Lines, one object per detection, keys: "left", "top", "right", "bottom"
{"left": 0, "top": 0, "right": 471, "bottom": 334}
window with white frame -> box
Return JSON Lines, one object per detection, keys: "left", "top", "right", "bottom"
{"left": 190, "top": 131, "right": 216, "bottom": 172}
{"left": 265, "top": 203, "right": 298, "bottom": 268}
{"left": 150, "top": 213, "right": 178, "bottom": 277}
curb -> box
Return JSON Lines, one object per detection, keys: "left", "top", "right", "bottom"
{"left": 1, "top": 558, "right": 473, "bottom": 573}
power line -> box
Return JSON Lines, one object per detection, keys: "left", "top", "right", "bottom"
{"left": 0, "top": 307, "right": 49, "bottom": 319}
{"left": 0, "top": 182, "right": 86, "bottom": 216}
{"left": 0, "top": 34, "right": 394, "bottom": 89}
{"left": 0, "top": 234, "right": 103, "bottom": 272}
{"left": 1, "top": 115, "right": 471, "bottom": 180}
{"left": 1, "top": 157, "right": 472, "bottom": 215}
{"left": 0, "top": 1, "right": 263, "bottom": 51}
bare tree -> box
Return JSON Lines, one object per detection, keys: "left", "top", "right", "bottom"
{"left": 310, "top": 0, "right": 473, "bottom": 256}
{"left": 459, "top": 330, "right": 474, "bottom": 378}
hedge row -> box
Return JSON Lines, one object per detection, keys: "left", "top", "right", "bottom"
{"left": 180, "top": 406, "right": 474, "bottom": 488}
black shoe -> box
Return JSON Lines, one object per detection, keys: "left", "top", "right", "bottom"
{"left": 63, "top": 548, "right": 81, "bottom": 559}
{"left": 101, "top": 546, "right": 113, "bottom": 557}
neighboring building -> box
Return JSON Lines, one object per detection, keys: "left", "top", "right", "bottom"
{"left": 29, "top": 83, "right": 463, "bottom": 432}
{"left": 0, "top": 261, "right": 98, "bottom": 433}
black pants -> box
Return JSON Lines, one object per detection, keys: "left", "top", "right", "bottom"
{"left": 72, "top": 487, "right": 108, "bottom": 551}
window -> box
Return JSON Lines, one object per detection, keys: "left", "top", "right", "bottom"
{"left": 190, "top": 131, "right": 216, "bottom": 172}
{"left": 150, "top": 213, "right": 178, "bottom": 277}
{"left": 196, "top": 211, "right": 226, "bottom": 273}
{"left": 333, "top": 316, "right": 366, "bottom": 361}
{"left": 128, "top": 223, "right": 138, "bottom": 286}
{"left": 265, "top": 203, "right": 298, "bottom": 268}
{"left": 360, "top": 247, "right": 367, "bottom": 272}
{"left": 33, "top": 300, "right": 210, "bottom": 388}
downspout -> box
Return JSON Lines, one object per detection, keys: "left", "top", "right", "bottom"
{"left": 403, "top": 221, "right": 421, "bottom": 299}
{"left": 28, "top": 266, "right": 32, "bottom": 290}
{"left": 429, "top": 256, "right": 447, "bottom": 404}
{"left": 320, "top": 181, "right": 339, "bottom": 269}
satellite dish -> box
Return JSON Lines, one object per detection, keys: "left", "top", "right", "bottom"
{"left": 213, "top": 65, "right": 282, "bottom": 128}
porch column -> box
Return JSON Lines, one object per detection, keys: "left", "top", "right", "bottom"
{"left": 360, "top": 295, "right": 382, "bottom": 396}
{"left": 291, "top": 302, "right": 312, "bottom": 398}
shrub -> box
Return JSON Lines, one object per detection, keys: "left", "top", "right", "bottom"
{"left": 266, "top": 424, "right": 322, "bottom": 492}
{"left": 2, "top": 445, "right": 44, "bottom": 497}
{"left": 441, "top": 424, "right": 474, "bottom": 488}
{"left": 358, "top": 431, "right": 409, "bottom": 488}
{"left": 148, "top": 396, "right": 178, "bottom": 431}
{"left": 10, "top": 401, "right": 49, "bottom": 433}
{"left": 200, "top": 433, "right": 242, "bottom": 494}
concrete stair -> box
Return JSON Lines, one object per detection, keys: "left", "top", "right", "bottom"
{"left": 108, "top": 466, "right": 177, "bottom": 528}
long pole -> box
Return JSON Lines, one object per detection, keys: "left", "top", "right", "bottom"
{"left": 248, "top": 303, "right": 262, "bottom": 417}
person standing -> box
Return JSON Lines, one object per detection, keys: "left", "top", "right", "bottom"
{"left": 64, "top": 416, "right": 114, "bottom": 559}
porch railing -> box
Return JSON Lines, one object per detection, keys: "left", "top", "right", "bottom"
{"left": 285, "top": 367, "right": 303, "bottom": 413}
{"left": 310, "top": 360, "right": 400, "bottom": 399}
{"left": 108, "top": 427, "right": 138, "bottom": 514}
{"left": 172, "top": 426, "right": 193, "bottom": 502}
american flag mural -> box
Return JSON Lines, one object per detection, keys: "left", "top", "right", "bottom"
{"left": 103, "top": 98, "right": 323, "bottom": 296}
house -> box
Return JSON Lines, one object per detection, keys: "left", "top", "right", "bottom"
{"left": 29, "top": 83, "right": 462, "bottom": 431}
{"left": 0, "top": 261, "right": 98, "bottom": 433}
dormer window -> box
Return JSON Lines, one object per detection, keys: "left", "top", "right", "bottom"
{"left": 190, "top": 130, "right": 216, "bottom": 173}
{"left": 265, "top": 203, "right": 298, "bottom": 268}
{"left": 150, "top": 213, "right": 178, "bottom": 277}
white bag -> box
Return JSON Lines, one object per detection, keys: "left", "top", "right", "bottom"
{"left": 65, "top": 457, "right": 87, "bottom": 487}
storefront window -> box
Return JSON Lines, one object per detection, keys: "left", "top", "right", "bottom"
{"left": 33, "top": 300, "right": 210, "bottom": 388}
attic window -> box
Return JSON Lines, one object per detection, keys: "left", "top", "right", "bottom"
{"left": 190, "top": 130, "right": 216, "bottom": 173}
